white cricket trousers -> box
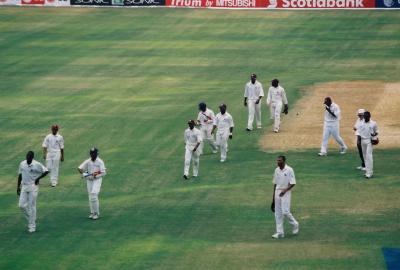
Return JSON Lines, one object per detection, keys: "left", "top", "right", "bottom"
{"left": 46, "top": 151, "right": 61, "bottom": 185}
{"left": 270, "top": 102, "right": 283, "bottom": 131}
{"left": 87, "top": 178, "right": 102, "bottom": 215}
{"left": 274, "top": 190, "right": 298, "bottom": 235}
{"left": 216, "top": 130, "right": 230, "bottom": 161}
{"left": 247, "top": 100, "right": 262, "bottom": 130}
{"left": 320, "top": 122, "right": 347, "bottom": 154}
{"left": 19, "top": 184, "right": 39, "bottom": 230}
{"left": 361, "top": 138, "right": 373, "bottom": 176}
{"left": 199, "top": 125, "right": 217, "bottom": 153}
{"left": 184, "top": 146, "right": 200, "bottom": 177}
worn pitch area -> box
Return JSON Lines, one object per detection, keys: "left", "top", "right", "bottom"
{"left": 260, "top": 81, "right": 400, "bottom": 152}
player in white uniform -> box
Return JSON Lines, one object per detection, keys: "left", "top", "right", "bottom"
{"left": 183, "top": 120, "right": 202, "bottom": 180}
{"left": 318, "top": 97, "right": 347, "bottom": 156}
{"left": 358, "top": 111, "right": 378, "bottom": 179}
{"left": 244, "top": 73, "right": 264, "bottom": 131}
{"left": 78, "top": 148, "right": 106, "bottom": 220}
{"left": 271, "top": 155, "right": 299, "bottom": 239}
{"left": 353, "top": 109, "right": 366, "bottom": 171}
{"left": 266, "top": 79, "right": 288, "bottom": 133}
{"left": 197, "top": 102, "right": 218, "bottom": 154}
{"left": 17, "top": 151, "right": 49, "bottom": 232}
{"left": 212, "top": 104, "right": 234, "bottom": 162}
{"left": 42, "top": 124, "right": 64, "bottom": 187}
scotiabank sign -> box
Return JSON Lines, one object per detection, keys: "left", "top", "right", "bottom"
{"left": 167, "top": 0, "right": 269, "bottom": 8}
{"left": 267, "top": 0, "right": 375, "bottom": 7}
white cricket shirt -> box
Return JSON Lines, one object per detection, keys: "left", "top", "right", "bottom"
{"left": 244, "top": 81, "right": 264, "bottom": 101}
{"left": 197, "top": 108, "right": 215, "bottom": 127}
{"left": 42, "top": 133, "right": 64, "bottom": 153}
{"left": 79, "top": 158, "right": 106, "bottom": 180}
{"left": 273, "top": 165, "right": 296, "bottom": 190}
{"left": 184, "top": 127, "right": 202, "bottom": 146}
{"left": 324, "top": 102, "right": 341, "bottom": 123}
{"left": 267, "top": 86, "right": 288, "bottom": 105}
{"left": 214, "top": 112, "right": 234, "bottom": 132}
{"left": 358, "top": 120, "right": 378, "bottom": 139}
{"left": 18, "top": 160, "right": 48, "bottom": 185}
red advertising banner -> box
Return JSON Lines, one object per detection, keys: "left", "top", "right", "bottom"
{"left": 21, "top": 0, "right": 45, "bottom": 4}
{"left": 266, "top": 0, "right": 375, "bottom": 8}
{"left": 166, "top": 0, "right": 269, "bottom": 8}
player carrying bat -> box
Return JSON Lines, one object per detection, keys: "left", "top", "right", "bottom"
{"left": 78, "top": 148, "right": 106, "bottom": 220}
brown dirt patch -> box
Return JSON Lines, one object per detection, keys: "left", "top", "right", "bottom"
{"left": 259, "top": 81, "right": 400, "bottom": 152}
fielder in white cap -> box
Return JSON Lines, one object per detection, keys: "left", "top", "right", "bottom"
{"left": 353, "top": 109, "right": 366, "bottom": 171}
{"left": 358, "top": 111, "right": 379, "bottom": 179}
{"left": 78, "top": 148, "right": 106, "bottom": 220}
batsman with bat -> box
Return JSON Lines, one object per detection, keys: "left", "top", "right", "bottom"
{"left": 78, "top": 148, "right": 106, "bottom": 220}
{"left": 271, "top": 155, "right": 299, "bottom": 239}
{"left": 197, "top": 102, "right": 218, "bottom": 154}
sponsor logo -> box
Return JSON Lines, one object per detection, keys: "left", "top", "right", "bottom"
{"left": 112, "top": 0, "right": 124, "bottom": 4}
{"left": 281, "top": 0, "right": 365, "bottom": 7}
{"left": 124, "top": 0, "right": 163, "bottom": 5}
{"left": 216, "top": 0, "right": 257, "bottom": 7}
{"left": 382, "top": 0, "right": 394, "bottom": 6}
{"left": 169, "top": 0, "right": 202, "bottom": 6}
{"left": 72, "top": 0, "right": 111, "bottom": 4}
{"left": 267, "top": 0, "right": 277, "bottom": 7}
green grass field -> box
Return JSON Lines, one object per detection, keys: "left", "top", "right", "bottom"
{"left": 0, "top": 7, "right": 399, "bottom": 270}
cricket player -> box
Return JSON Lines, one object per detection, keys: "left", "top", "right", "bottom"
{"left": 353, "top": 109, "right": 366, "bottom": 171}
{"left": 244, "top": 73, "right": 264, "bottom": 131}
{"left": 318, "top": 97, "right": 347, "bottom": 156}
{"left": 358, "top": 111, "right": 378, "bottom": 179}
{"left": 197, "top": 102, "right": 218, "bottom": 154}
{"left": 183, "top": 120, "right": 202, "bottom": 180}
{"left": 78, "top": 148, "right": 106, "bottom": 220}
{"left": 271, "top": 155, "right": 299, "bottom": 239}
{"left": 212, "top": 104, "right": 234, "bottom": 162}
{"left": 17, "top": 151, "right": 49, "bottom": 233}
{"left": 266, "top": 79, "right": 288, "bottom": 133}
{"left": 42, "top": 124, "right": 64, "bottom": 187}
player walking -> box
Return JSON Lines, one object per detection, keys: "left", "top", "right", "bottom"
{"left": 197, "top": 102, "right": 218, "bottom": 154}
{"left": 212, "top": 104, "right": 234, "bottom": 162}
{"left": 318, "top": 97, "right": 347, "bottom": 156}
{"left": 271, "top": 155, "right": 299, "bottom": 239}
{"left": 358, "top": 111, "right": 378, "bottom": 179}
{"left": 17, "top": 151, "right": 49, "bottom": 233}
{"left": 353, "top": 109, "right": 366, "bottom": 171}
{"left": 78, "top": 148, "right": 106, "bottom": 220}
{"left": 244, "top": 73, "right": 264, "bottom": 131}
{"left": 42, "top": 124, "right": 64, "bottom": 187}
{"left": 183, "top": 120, "right": 202, "bottom": 180}
{"left": 266, "top": 79, "right": 288, "bottom": 133}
